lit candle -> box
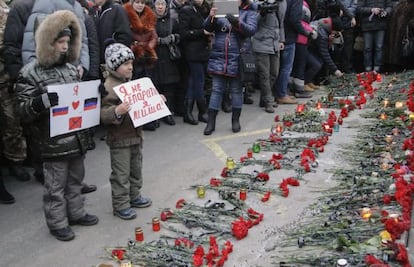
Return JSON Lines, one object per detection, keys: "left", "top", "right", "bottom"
{"left": 409, "top": 113, "right": 414, "bottom": 121}
{"left": 395, "top": 101, "right": 404, "bottom": 109}
{"left": 380, "top": 113, "right": 387, "bottom": 120}
{"left": 316, "top": 101, "right": 322, "bottom": 110}
{"left": 385, "top": 135, "right": 393, "bottom": 143}
{"left": 296, "top": 104, "right": 305, "bottom": 113}
{"left": 276, "top": 124, "right": 283, "bottom": 134}
{"left": 360, "top": 207, "right": 372, "bottom": 221}
{"left": 383, "top": 98, "right": 389, "bottom": 108}
{"left": 388, "top": 213, "right": 399, "bottom": 222}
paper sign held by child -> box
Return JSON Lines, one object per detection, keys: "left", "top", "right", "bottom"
{"left": 113, "top": 77, "right": 171, "bottom": 128}
{"left": 48, "top": 80, "right": 101, "bottom": 137}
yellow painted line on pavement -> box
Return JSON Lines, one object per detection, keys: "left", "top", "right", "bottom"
{"left": 201, "top": 128, "right": 269, "bottom": 162}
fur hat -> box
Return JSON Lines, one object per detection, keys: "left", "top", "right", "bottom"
{"left": 105, "top": 41, "right": 135, "bottom": 71}
{"left": 35, "top": 10, "right": 81, "bottom": 67}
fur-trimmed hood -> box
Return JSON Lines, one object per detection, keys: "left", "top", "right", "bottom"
{"left": 35, "top": 10, "right": 81, "bottom": 67}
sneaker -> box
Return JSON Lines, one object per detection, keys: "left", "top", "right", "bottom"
{"left": 69, "top": 214, "right": 99, "bottom": 226}
{"left": 276, "top": 96, "right": 298, "bottom": 104}
{"left": 113, "top": 208, "right": 137, "bottom": 220}
{"left": 50, "top": 226, "right": 75, "bottom": 241}
{"left": 81, "top": 183, "right": 97, "bottom": 194}
{"left": 294, "top": 91, "right": 312, "bottom": 98}
{"left": 130, "top": 196, "right": 152, "bottom": 208}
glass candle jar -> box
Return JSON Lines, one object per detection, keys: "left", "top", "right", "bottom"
{"left": 135, "top": 227, "right": 144, "bottom": 242}
{"left": 252, "top": 142, "right": 260, "bottom": 153}
{"left": 226, "top": 157, "right": 235, "bottom": 170}
{"left": 247, "top": 148, "right": 253, "bottom": 158}
{"left": 239, "top": 188, "right": 247, "bottom": 201}
{"left": 196, "top": 185, "right": 206, "bottom": 198}
{"left": 152, "top": 217, "right": 160, "bottom": 232}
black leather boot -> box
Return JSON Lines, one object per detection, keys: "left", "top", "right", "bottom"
{"left": 232, "top": 108, "right": 241, "bottom": 133}
{"left": 204, "top": 109, "right": 218, "bottom": 135}
{"left": 0, "top": 176, "right": 15, "bottom": 204}
{"left": 243, "top": 87, "right": 253, "bottom": 104}
{"left": 196, "top": 98, "right": 208, "bottom": 123}
{"left": 183, "top": 99, "right": 198, "bottom": 125}
{"left": 221, "top": 91, "right": 232, "bottom": 113}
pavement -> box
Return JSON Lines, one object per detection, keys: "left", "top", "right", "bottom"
{"left": 0, "top": 87, "right": 413, "bottom": 267}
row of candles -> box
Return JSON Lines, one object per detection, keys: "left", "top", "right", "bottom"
{"left": 133, "top": 217, "right": 161, "bottom": 242}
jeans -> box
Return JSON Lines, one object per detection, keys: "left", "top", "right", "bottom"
{"left": 291, "top": 43, "right": 308, "bottom": 81}
{"left": 208, "top": 75, "right": 242, "bottom": 110}
{"left": 275, "top": 43, "right": 295, "bottom": 98}
{"left": 186, "top": 61, "right": 205, "bottom": 99}
{"left": 362, "top": 30, "right": 385, "bottom": 71}
{"left": 255, "top": 53, "right": 280, "bottom": 104}
{"left": 304, "top": 51, "right": 322, "bottom": 84}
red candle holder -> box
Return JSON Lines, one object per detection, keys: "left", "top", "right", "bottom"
{"left": 316, "top": 102, "right": 322, "bottom": 110}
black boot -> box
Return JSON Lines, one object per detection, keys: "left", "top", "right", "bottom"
{"left": 243, "top": 87, "right": 253, "bottom": 104}
{"left": 0, "top": 176, "right": 15, "bottom": 204}
{"left": 196, "top": 98, "right": 208, "bottom": 123}
{"left": 232, "top": 108, "right": 241, "bottom": 133}
{"left": 9, "top": 165, "right": 31, "bottom": 182}
{"left": 204, "top": 109, "right": 218, "bottom": 135}
{"left": 162, "top": 115, "right": 176, "bottom": 125}
{"left": 221, "top": 91, "right": 232, "bottom": 113}
{"left": 183, "top": 99, "right": 198, "bottom": 125}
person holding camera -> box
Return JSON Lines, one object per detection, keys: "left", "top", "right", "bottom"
{"left": 203, "top": 0, "right": 257, "bottom": 135}
{"left": 252, "top": 0, "right": 287, "bottom": 112}
{"left": 357, "top": 0, "right": 393, "bottom": 72}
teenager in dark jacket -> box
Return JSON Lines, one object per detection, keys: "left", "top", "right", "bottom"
{"left": 92, "top": 0, "right": 132, "bottom": 65}
{"left": 179, "top": 0, "right": 211, "bottom": 125}
{"left": 203, "top": 0, "right": 257, "bottom": 135}
{"left": 15, "top": 10, "right": 98, "bottom": 241}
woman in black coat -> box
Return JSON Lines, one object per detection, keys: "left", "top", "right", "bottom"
{"left": 178, "top": 0, "right": 211, "bottom": 125}
{"left": 152, "top": 0, "right": 181, "bottom": 125}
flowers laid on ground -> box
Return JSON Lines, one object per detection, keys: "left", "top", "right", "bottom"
{"left": 105, "top": 71, "right": 413, "bottom": 266}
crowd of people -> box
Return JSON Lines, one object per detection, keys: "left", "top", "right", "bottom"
{"left": 1, "top": 0, "right": 414, "bottom": 241}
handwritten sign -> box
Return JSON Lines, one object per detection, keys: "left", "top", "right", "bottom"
{"left": 48, "top": 80, "right": 101, "bottom": 137}
{"left": 214, "top": 0, "right": 239, "bottom": 17}
{"left": 113, "top": 77, "right": 171, "bottom": 128}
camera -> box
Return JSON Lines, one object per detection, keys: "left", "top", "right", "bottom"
{"left": 256, "top": 0, "right": 281, "bottom": 13}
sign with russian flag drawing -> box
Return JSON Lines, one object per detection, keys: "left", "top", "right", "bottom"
{"left": 48, "top": 80, "right": 101, "bottom": 137}
{"left": 113, "top": 77, "right": 171, "bottom": 128}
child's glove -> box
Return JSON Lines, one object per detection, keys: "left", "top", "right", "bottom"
{"left": 225, "top": 13, "right": 239, "bottom": 27}
{"left": 32, "top": 92, "right": 59, "bottom": 112}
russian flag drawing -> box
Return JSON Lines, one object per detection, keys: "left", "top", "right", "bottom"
{"left": 52, "top": 106, "right": 69, "bottom": 117}
{"left": 84, "top": 97, "right": 98, "bottom": 111}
